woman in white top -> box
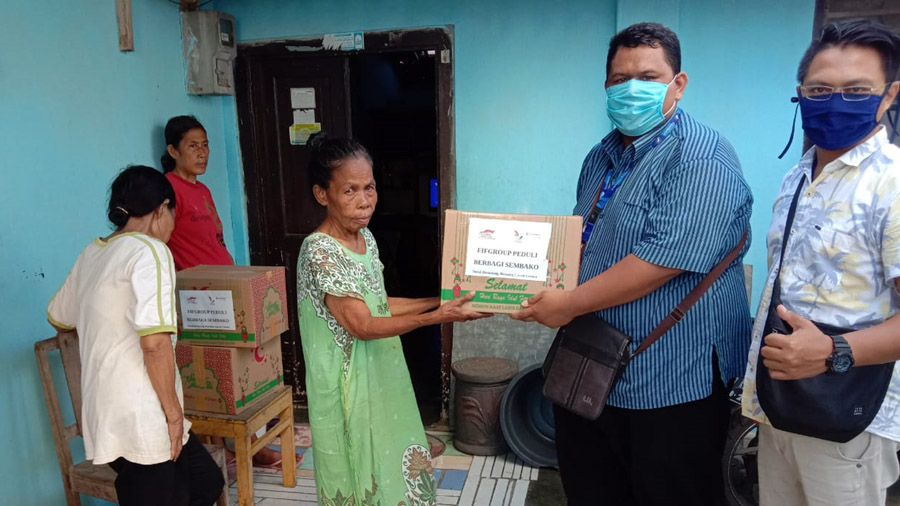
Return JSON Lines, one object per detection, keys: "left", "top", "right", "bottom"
{"left": 48, "top": 165, "right": 223, "bottom": 506}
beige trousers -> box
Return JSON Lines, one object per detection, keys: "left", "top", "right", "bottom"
{"left": 759, "top": 423, "right": 900, "bottom": 506}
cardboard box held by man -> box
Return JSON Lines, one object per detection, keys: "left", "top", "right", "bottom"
{"left": 441, "top": 210, "right": 582, "bottom": 314}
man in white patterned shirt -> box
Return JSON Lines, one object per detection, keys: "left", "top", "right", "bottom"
{"left": 742, "top": 19, "right": 900, "bottom": 506}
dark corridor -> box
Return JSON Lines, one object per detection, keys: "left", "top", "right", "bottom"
{"left": 350, "top": 50, "right": 443, "bottom": 424}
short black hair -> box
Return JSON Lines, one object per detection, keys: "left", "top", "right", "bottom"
{"left": 108, "top": 165, "right": 176, "bottom": 230}
{"left": 798, "top": 19, "right": 900, "bottom": 83}
{"left": 161, "top": 115, "right": 206, "bottom": 173}
{"left": 306, "top": 131, "right": 372, "bottom": 191}
{"left": 606, "top": 22, "right": 681, "bottom": 76}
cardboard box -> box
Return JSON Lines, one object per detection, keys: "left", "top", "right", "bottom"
{"left": 176, "top": 338, "right": 284, "bottom": 415}
{"left": 175, "top": 265, "right": 288, "bottom": 348}
{"left": 441, "top": 210, "right": 582, "bottom": 313}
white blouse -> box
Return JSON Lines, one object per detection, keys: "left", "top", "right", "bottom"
{"left": 48, "top": 232, "right": 191, "bottom": 465}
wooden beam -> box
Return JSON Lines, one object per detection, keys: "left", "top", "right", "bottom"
{"left": 115, "top": 0, "right": 133, "bottom": 52}
{"left": 180, "top": 0, "right": 200, "bottom": 12}
{"left": 826, "top": 7, "right": 900, "bottom": 20}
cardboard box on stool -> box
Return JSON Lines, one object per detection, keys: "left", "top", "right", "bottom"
{"left": 175, "top": 265, "right": 288, "bottom": 348}
{"left": 176, "top": 338, "right": 284, "bottom": 415}
{"left": 441, "top": 210, "right": 582, "bottom": 314}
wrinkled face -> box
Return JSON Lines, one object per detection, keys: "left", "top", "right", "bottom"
{"left": 150, "top": 201, "right": 176, "bottom": 243}
{"left": 170, "top": 128, "right": 209, "bottom": 177}
{"left": 802, "top": 45, "right": 898, "bottom": 122}
{"left": 313, "top": 156, "right": 377, "bottom": 231}
{"left": 606, "top": 44, "right": 685, "bottom": 114}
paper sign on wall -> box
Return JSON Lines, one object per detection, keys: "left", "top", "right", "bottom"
{"left": 290, "top": 88, "right": 316, "bottom": 109}
{"left": 290, "top": 123, "right": 322, "bottom": 145}
{"left": 179, "top": 290, "right": 236, "bottom": 330}
{"left": 293, "top": 109, "right": 315, "bottom": 124}
{"left": 464, "top": 218, "right": 552, "bottom": 281}
{"left": 323, "top": 31, "right": 364, "bottom": 51}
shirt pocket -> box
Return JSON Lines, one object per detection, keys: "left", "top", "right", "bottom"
{"left": 809, "top": 223, "right": 860, "bottom": 290}
{"left": 609, "top": 192, "right": 650, "bottom": 251}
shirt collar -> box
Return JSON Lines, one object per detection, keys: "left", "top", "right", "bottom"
{"left": 799, "top": 126, "right": 889, "bottom": 178}
{"left": 632, "top": 108, "right": 682, "bottom": 158}
{"left": 837, "top": 126, "right": 888, "bottom": 168}
{"left": 601, "top": 108, "right": 683, "bottom": 161}
{"left": 796, "top": 145, "right": 818, "bottom": 178}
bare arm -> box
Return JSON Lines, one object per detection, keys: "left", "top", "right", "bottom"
{"left": 388, "top": 297, "right": 440, "bottom": 316}
{"left": 326, "top": 292, "right": 488, "bottom": 341}
{"left": 511, "top": 254, "right": 683, "bottom": 328}
{"left": 141, "top": 332, "right": 184, "bottom": 460}
{"left": 570, "top": 254, "right": 683, "bottom": 314}
{"left": 843, "top": 279, "right": 900, "bottom": 366}
{"left": 763, "top": 280, "right": 900, "bottom": 379}
{"left": 846, "top": 313, "right": 900, "bottom": 366}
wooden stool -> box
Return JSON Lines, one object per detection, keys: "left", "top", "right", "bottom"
{"left": 186, "top": 385, "right": 296, "bottom": 506}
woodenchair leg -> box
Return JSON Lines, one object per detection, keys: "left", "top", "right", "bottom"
{"left": 279, "top": 408, "right": 296, "bottom": 488}
{"left": 63, "top": 482, "right": 82, "bottom": 506}
{"left": 234, "top": 431, "right": 254, "bottom": 506}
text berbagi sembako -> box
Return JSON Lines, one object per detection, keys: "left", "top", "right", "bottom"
{"left": 472, "top": 247, "right": 542, "bottom": 271}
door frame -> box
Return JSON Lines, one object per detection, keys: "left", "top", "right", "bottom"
{"left": 234, "top": 26, "right": 457, "bottom": 418}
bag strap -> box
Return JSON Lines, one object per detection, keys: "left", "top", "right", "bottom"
{"left": 632, "top": 229, "right": 749, "bottom": 357}
{"left": 770, "top": 178, "right": 807, "bottom": 303}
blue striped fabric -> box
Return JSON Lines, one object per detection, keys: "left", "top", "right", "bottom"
{"left": 576, "top": 108, "right": 754, "bottom": 409}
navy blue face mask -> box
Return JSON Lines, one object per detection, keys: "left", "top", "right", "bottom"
{"left": 799, "top": 93, "right": 883, "bottom": 150}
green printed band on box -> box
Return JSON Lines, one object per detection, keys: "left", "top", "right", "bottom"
{"left": 235, "top": 377, "right": 279, "bottom": 408}
{"left": 440, "top": 289, "right": 534, "bottom": 306}
{"left": 178, "top": 330, "right": 257, "bottom": 343}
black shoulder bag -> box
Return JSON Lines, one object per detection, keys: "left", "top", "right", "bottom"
{"left": 542, "top": 231, "right": 748, "bottom": 420}
{"left": 756, "top": 179, "right": 894, "bottom": 443}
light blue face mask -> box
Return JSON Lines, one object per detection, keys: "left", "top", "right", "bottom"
{"left": 606, "top": 77, "right": 677, "bottom": 136}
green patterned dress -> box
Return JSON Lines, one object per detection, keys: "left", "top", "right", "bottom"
{"left": 297, "top": 228, "right": 437, "bottom": 506}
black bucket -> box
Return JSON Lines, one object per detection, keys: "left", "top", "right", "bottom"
{"left": 499, "top": 363, "right": 558, "bottom": 468}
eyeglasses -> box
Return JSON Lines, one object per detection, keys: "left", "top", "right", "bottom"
{"left": 799, "top": 84, "right": 888, "bottom": 102}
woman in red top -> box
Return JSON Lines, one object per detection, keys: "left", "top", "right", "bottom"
{"left": 162, "top": 116, "right": 233, "bottom": 271}
{"left": 162, "top": 115, "right": 282, "bottom": 467}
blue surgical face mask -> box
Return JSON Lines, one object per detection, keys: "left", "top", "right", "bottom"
{"left": 606, "top": 77, "right": 677, "bottom": 137}
{"left": 799, "top": 93, "right": 883, "bottom": 150}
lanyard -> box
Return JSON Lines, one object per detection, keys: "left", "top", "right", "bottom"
{"left": 581, "top": 111, "right": 682, "bottom": 245}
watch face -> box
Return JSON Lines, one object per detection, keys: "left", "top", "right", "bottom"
{"left": 833, "top": 354, "right": 853, "bottom": 373}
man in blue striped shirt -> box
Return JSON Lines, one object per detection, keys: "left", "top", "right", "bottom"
{"left": 512, "top": 23, "right": 753, "bottom": 506}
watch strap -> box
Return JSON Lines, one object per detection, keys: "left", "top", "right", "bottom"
{"left": 831, "top": 334, "right": 851, "bottom": 352}
{"left": 827, "top": 334, "right": 853, "bottom": 373}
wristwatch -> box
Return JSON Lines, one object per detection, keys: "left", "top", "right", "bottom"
{"left": 825, "top": 334, "right": 854, "bottom": 374}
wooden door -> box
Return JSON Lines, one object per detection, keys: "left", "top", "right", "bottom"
{"left": 235, "top": 54, "right": 351, "bottom": 403}
{"left": 236, "top": 28, "right": 455, "bottom": 412}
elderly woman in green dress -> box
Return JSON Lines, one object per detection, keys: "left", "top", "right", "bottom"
{"left": 297, "top": 133, "right": 487, "bottom": 506}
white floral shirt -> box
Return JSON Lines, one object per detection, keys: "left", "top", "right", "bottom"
{"left": 742, "top": 128, "right": 900, "bottom": 441}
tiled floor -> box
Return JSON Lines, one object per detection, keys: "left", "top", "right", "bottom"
{"left": 228, "top": 430, "right": 540, "bottom": 506}
{"left": 228, "top": 428, "right": 900, "bottom": 506}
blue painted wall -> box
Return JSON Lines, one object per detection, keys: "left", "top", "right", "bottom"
{"left": 215, "top": 0, "right": 814, "bottom": 306}
{"left": 674, "top": 0, "right": 815, "bottom": 303}
{"left": 0, "top": 2, "right": 237, "bottom": 504}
